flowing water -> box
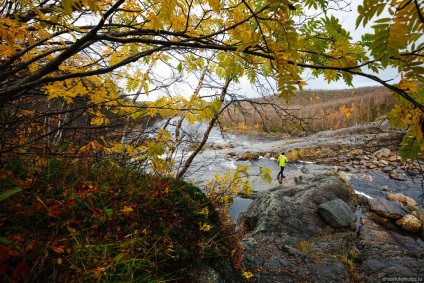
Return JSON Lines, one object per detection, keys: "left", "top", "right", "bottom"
{"left": 151, "top": 119, "right": 424, "bottom": 221}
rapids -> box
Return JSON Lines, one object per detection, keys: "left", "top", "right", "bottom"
{"left": 150, "top": 119, "right": 424, "bottom": 221}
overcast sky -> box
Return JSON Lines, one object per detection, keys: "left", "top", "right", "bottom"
{"left": 140, "top": 2, "right": 400, "bottom": 101}
{"left": 233, "top": 2, "right": 399, "bottom": 99}
{"left": 302, "top": 1, "right": 399, "bottom": 91}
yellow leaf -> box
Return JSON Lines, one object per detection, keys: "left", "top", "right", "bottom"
{"left": 242, "top": 271, "right": 254, "bottom": 279}
{"left": 121, "top": 206, "right": 133, "bottom": 215}
{"left": 199, "top": 222, "right": 212, "bottom": 232}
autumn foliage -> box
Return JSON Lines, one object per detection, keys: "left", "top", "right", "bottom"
{"left": 221, "top": 86, "right": 397, "bottom": 135}
{"left": 0, "top": 0, "right": 424, "bottom": 281}
{"left": 0, "top": 155, "right": 241, "bottom": 282}
{"left": 1, "top": 0, "right": 423, "bottom": 162}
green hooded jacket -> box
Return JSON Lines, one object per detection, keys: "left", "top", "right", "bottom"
{"left": 277, "top": 154, "right": 288, "bottom": 166}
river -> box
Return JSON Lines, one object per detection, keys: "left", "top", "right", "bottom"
{"left": 153, "top": 119, "right": 424, "bottom": 222}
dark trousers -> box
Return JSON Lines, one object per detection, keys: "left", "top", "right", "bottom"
{"left": 277, "top": 166, "right": 285, "bottom": 179}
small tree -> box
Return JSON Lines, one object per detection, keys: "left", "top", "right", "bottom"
{"left": 0, "top": 0, "right": 423, "bottom": 163}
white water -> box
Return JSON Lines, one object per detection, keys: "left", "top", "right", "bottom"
{"left": 150, "top": 119, "right": 424, "bottom": 221}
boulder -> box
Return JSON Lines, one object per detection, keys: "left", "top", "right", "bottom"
{"left": 387, "top": 193, "right": 418, "bottom": 207}
{"left": 396, "top": 214, "right": 423, "bottom": 233}
{"left": 373, "top": 148, "right": 391, "bottom": 158}
{"left": 368, "top": 197, "right": 410, "bottom": 219}
{"left": 318, "top": 198, "right": 356, "bottom": 228}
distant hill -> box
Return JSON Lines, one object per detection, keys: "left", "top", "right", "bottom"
{"left": 221, "top": 86, "right": 396, "bottom": 136}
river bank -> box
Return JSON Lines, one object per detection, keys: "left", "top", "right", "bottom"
{"left": 182, "top": 119, "right": 423, "bottom": 222}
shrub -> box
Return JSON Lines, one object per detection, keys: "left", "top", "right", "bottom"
{"left": 0, "top": 155, "right": 233, "bottom": 282}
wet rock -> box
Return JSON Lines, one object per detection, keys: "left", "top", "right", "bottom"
{"left": 412, "top": 209, "right": 424, "bottom": 222}
{"left": 373, "top": 148, "right": 391, "bottom": 158}
{"left": 300, "top": 166, "right": 309, "bottom": 174}
{"left": 237, "top": 175, "right": 358, "bottom": 282}
{"left": 236, "top": 174, "right": 424, "bottom": 281}
{"left": 294, "top": 175, "right": 303, "bottom": 184}
{"left": 191, "top": 262, "right": 247, "bottom": 283}
{"left": 389, "top": 170, "right": 407, "bottom": 181}
{"left": 396, "top": 214, "right": 422, "bottom": 233}
{"left": 382, "top": 166, "right": 393, "bottom": 173}
{"left": 387, "top": 193, "right": 418, "bottom": 207}
{"left": 368, "top": 197, "right": 410, "bottom": 219}
{"left": 357, "top": 217, "right": 424, "bottom": 278}
{"left": 236, "top": 151, "right": 259, "bottom": 161}
{"left": 318, "top": 198, "right": 356, "bottom": 228}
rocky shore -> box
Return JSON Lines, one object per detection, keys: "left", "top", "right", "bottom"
{"left": 193, "top": 120, "right": 424, "bottom": 282}
{"left": 235, "top": 174, "right": 424, "bottom": 282}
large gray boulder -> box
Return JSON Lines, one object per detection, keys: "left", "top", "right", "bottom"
{"left": 318, "top": 198, "right": 356, "bottom": 227}
{"left": 357, "top": 214, "right": 424, "bottom": 278}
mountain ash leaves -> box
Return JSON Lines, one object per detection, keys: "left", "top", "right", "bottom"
{"left": 0, "top": 0, "right": 423, "bottom": 161}
{"left": 357, "top": 0, "right": 424, "bottom": 159}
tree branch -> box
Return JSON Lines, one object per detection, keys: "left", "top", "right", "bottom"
{"left": 175, "top": 77, "right": 232, "bottom": 180}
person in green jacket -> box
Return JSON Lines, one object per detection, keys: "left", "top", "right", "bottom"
{"left": 277, "top": 152, "right": 288, "bottom": 180}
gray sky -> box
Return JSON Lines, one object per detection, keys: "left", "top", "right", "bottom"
{"left": 234, "top": 2, "right": 399, "bottom": 98}
{"left": 303, "top": 1, "right": 399, "bottom": 90}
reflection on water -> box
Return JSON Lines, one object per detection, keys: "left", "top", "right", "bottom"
{"left": 354, "top": 205, "right": 364, "bottom": 235}
{"left": 230, "top": 197, "right": 253, "bottom": 222}
{"left": 348, "top": 171, "right": 424, "bottom": 206}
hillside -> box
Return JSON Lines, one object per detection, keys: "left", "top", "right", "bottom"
{"left": 221, "top": 86, "right": 397, "bottom": 137}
